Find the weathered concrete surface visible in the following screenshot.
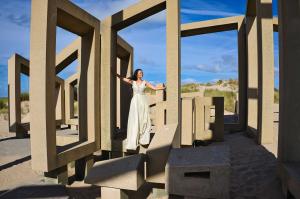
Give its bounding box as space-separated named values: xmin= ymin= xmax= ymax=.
xmin=166 ymin=146 xmax=230 ymax=198
xmin=101 ymin=187 xmax=129 ymax=199
xmin=84 ymin=154 xmax=145 ymax=191
xmin=146 ymin=124 xmax=178 ymax=184
xmin=277 ymin=0 xmax=300 ymax=197
xmin=0 ymin=119 xmax=283 ymax=198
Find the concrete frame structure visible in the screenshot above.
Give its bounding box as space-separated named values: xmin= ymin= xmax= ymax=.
xmin=116 ymin=36 xmax=134 ymax=133
xmin=246 ymin=0 xmax=276 ymax=146
xmin=17 ymin=0 xmax=300 ymax=195
xmin=181 ymin=16 xmax=247 ymax=132
xmin=8 ymin=54 xmax=67 ymax=137
xmin=55 ymin=76 xmax=65 ymax=126
xmin=101 ymin=0 xmax=181 ymax=151
xmin=62 ymin=35 xmax=133 ymax=132
xmin=277 ymin=0 xmax=300 ymax=198
xmin=8 ymin=54 xmax=30 ymax=138
xmin=64 ymin=73 xmax=79 ymax=128
xmin=195 ymin=97 xmax=224 ymax=142
xmin=30 ymin=0 xmax=100 ymax=173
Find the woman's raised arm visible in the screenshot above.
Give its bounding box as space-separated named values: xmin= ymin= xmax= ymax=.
xmin=111 ymin=67 xmax=132 ymax=85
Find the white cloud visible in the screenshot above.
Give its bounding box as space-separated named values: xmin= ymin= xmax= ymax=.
xmin=182 ymin=8 xmax=241 ymax=17
xmin=182 ymin=78 xmax=200 ymax=84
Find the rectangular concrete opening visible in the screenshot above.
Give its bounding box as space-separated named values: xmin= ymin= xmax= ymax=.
xmin=101 ymin=0 xmax=181 ymax=150
xmin=184 ymin=171 xmax=210 ymax=179
xmin=118 ymin=10 xmax=167 ymax=134
xmin=182 ymin=30 xmax=239 ymax=125
xmin=55 ymin=27 xmax=80 ymax=149
xmin=20 ymin=73 xmax=29 ymax=124
xmin=30 ymin=0 xmax=100 ymax=173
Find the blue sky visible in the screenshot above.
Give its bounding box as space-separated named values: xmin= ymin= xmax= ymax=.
xmin=0 ymin=0 xmax=279 ymax=97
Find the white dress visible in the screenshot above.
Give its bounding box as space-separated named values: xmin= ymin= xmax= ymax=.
xmin=126 ymin=80 xmax=151 ymax=150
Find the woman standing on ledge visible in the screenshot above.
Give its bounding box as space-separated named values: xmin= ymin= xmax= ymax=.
xmin=113 ymin=68 xmax=165 ymax=151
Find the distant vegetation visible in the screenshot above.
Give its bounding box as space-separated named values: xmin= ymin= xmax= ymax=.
xmin=20 ymin=92 xmax=29 ymax=101
xmin=204 ymin=89 xmax=237 ymax=113
xmin=274 ymin=88 xmax=279 ymax=104
xmin=181 ymin=83 xmax=199 ymax=93
xmin=0 ymin=97 xmax=8 ymax=114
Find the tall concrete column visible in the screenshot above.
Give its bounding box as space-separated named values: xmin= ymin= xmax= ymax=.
xmin=120 ymin=56 xmax=132 ymax=131
xmin=101 ymin=18 xmax=117 ymax=151
xmin=277 ymin=0 xmax=300 ymax=163
xmin=237 ymin=19 xmax=247 ymax=131
xmin=116 ymin=58 xmax=121 ymax=130
xmin=246 ymin=16 xmax=259 ymax=134
xmin=8 ymin=55 xmax=21 ymax=136
xmin=277 ymin=2 xmax=300 ymax=197
xmin=166 ymin=0 xmax=181 ymax=147
xmin=256 ymin=0 xmax=275 ymax=145
xmin=30 ymin=0 xmax=57 ymax=170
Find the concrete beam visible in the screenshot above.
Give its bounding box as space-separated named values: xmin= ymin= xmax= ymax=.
xmin=181 ymin=16 xmax=244 ymax=37
xmin=108 ymin=0 xmax=166 ymax=31
xmin=55 ymin=37 xmax=81 ymax=74
xmin=56 ymin=0 xmax=99 ymax=36
xmin=117 ymin=35 xmax=134 ymax=58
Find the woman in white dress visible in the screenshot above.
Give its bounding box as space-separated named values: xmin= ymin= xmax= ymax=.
xmin=114 ymin=68 xmax=165 ymax=151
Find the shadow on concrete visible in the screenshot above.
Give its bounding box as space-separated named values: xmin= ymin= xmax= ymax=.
xmin=0 ymin=155 xmax=31 ymax=171
xmin=0 ymin=185 xmax=68 ymax=199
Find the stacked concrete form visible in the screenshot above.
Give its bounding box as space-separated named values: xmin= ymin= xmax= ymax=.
xmin=5 ymin=0 xmax=300 ymax=197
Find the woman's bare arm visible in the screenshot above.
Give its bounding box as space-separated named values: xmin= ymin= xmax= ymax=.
xmin=145 ymin=81 xmax=166 ymax=91
xmin=111 ymin=68 xmax=132 ymax=84
xmin=116 ymin=73 xmax=132 ymax=84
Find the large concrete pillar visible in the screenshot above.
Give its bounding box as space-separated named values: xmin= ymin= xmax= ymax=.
xmin=277 ymin=0 xmax=300 ymax=163
xmin=237 ymin=18 xmax=247 ymax=131
xmin=120 ymin=56 xmax=132 ymax=131
xmin=256 ymin=0 xmax=275 ymax=145
xmin=8 ymin=55 xmax=22 ymax=136
xmin=166 ymin=0 xmax=181 ymax=147
xmin=277 ymin=1 xmax=300 ymax=197
xmin=101 ymin=18 xmax=117 ymax=151
xmin=246 ymin=16 xmax=259 ymax=134
xmin=30 ymin=0 xmax=57 ymax=170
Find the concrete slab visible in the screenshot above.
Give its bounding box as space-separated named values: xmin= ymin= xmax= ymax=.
xmin=84 ymin=154 xmax=145 ymax=191
xmin=166 ymin=146 xmax=230 ymax=199
xmin=146 ymin=124 xmax=178 ymax=184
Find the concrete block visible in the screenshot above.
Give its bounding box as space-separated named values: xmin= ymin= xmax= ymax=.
xmin=166 ymin=146 xmax=230 ymax=199
xmin=85 ymin=154 xmax=145 ymax=191
xmin=101 ymin=187 xmax=129 ymax=199
xmin=278 ymin=162 xmax=300 ymax=199
xmin=146 ymin=124 xmax=178 ymax=184
xmin=44 ymin=165 xmax=68 ymax=185
xmin=181 ymin=97 xmax=195 ymax=146
xmin=194 ymin=97 xmax=224 ymax=142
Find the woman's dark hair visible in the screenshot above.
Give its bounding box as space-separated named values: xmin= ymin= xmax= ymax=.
xmin=129 ymin=69 xmax=143 ymax=81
